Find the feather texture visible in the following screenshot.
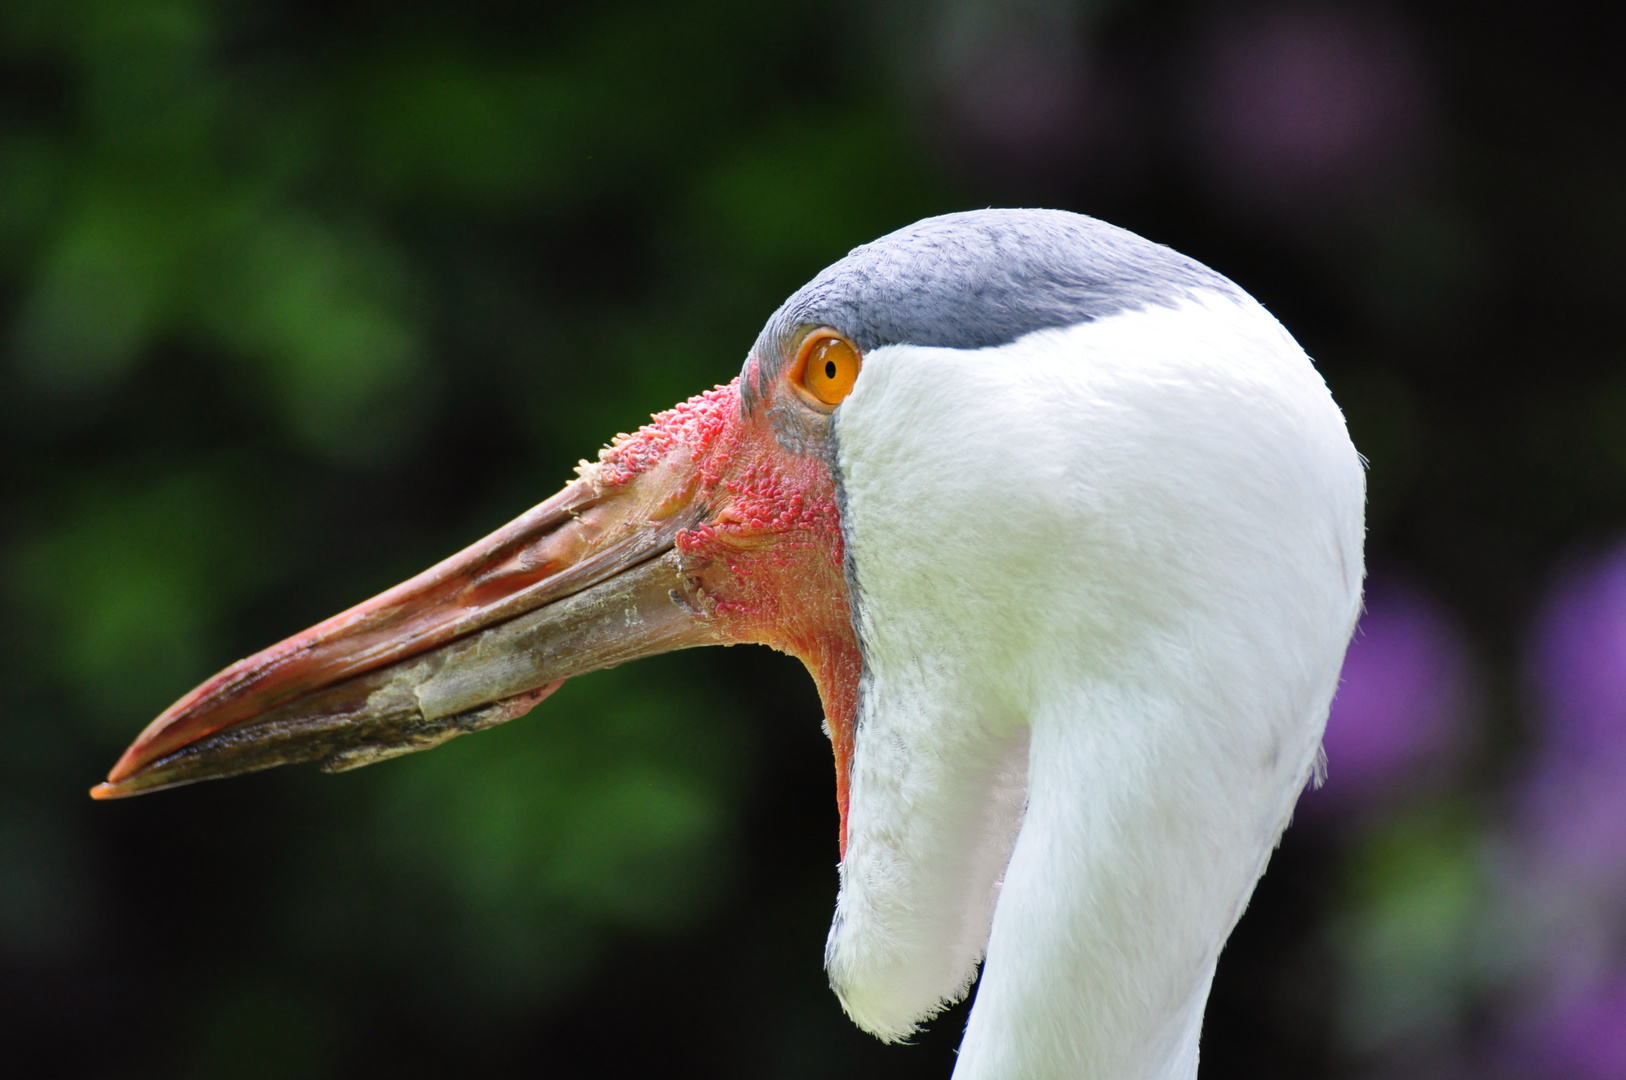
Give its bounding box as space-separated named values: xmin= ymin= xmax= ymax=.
xmin=829 ymin=290 xmax=1364 ymax=1078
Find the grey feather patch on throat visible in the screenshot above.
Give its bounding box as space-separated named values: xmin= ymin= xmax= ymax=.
xmin=741 ymin=208 xmax=1240 ymax=405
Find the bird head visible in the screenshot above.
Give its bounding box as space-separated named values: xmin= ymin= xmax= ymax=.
xmin=96 ymin=205 xmax=1340 ymax=836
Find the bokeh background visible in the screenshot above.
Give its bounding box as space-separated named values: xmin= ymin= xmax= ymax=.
xmin=1 ymin=1 xmax=1621 ymax=1076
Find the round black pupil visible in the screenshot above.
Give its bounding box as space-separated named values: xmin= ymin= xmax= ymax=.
xmin=824 ymin=359 xmax=837 ymax=380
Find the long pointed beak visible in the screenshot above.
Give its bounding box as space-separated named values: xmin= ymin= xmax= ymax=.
xmin=91 ymin=453 xmax=721 ymax=800
xmin=92 ymin=376 xmax=861 ymax=849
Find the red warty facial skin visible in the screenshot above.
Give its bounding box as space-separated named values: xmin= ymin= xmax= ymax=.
xmin=597 ymin=376 xmax=862 ymax=847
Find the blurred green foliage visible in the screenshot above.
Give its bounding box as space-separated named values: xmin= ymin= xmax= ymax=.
xmin=1331 ymin=806 xmax=1490 ymax=1049
xmin=1 ymin=0 xmax=1622 ymax=1076
xmin=10 ymin=464 xmax=278 ymax=731
xmin=294 ymin=662 xmax=750 ymax=1011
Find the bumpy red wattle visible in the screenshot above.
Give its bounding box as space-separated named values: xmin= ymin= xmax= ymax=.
xmin=599 ymin=379 xmax=863 ymax=854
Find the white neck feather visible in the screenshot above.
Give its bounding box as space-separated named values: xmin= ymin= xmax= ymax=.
xmin=827 ymin=294 xmax=1364 ymax=1079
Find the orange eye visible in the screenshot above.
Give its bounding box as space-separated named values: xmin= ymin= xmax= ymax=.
xmin=797 ymin=331 xmax=861 ymax=406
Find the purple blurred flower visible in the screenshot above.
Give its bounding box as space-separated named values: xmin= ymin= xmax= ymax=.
xmin=1519 ymin=542 xmax=1626 ymax=871
xmin=1518 ymin=761 xmax=1626 ymax=877
xmin=1509 ymin=973 xmax=1626 ymax=1080
xmin=1528 ymin=544 xmax=1626 ymax=766
xmin=1316 ymin=576 xmax=1473 ymax=807
xmin=1486 ymin=542 xmax=1626 ymax=1079
xmin=1187 ymin=6 xmax=1432 ymax=207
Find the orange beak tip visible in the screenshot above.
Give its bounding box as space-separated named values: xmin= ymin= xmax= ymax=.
xmin=89 ymin=782 xmax=122 ymax=801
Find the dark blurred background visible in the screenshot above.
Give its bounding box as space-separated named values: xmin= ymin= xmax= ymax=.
xmin=1 ymin=1 xmax=1622 ymax=1077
